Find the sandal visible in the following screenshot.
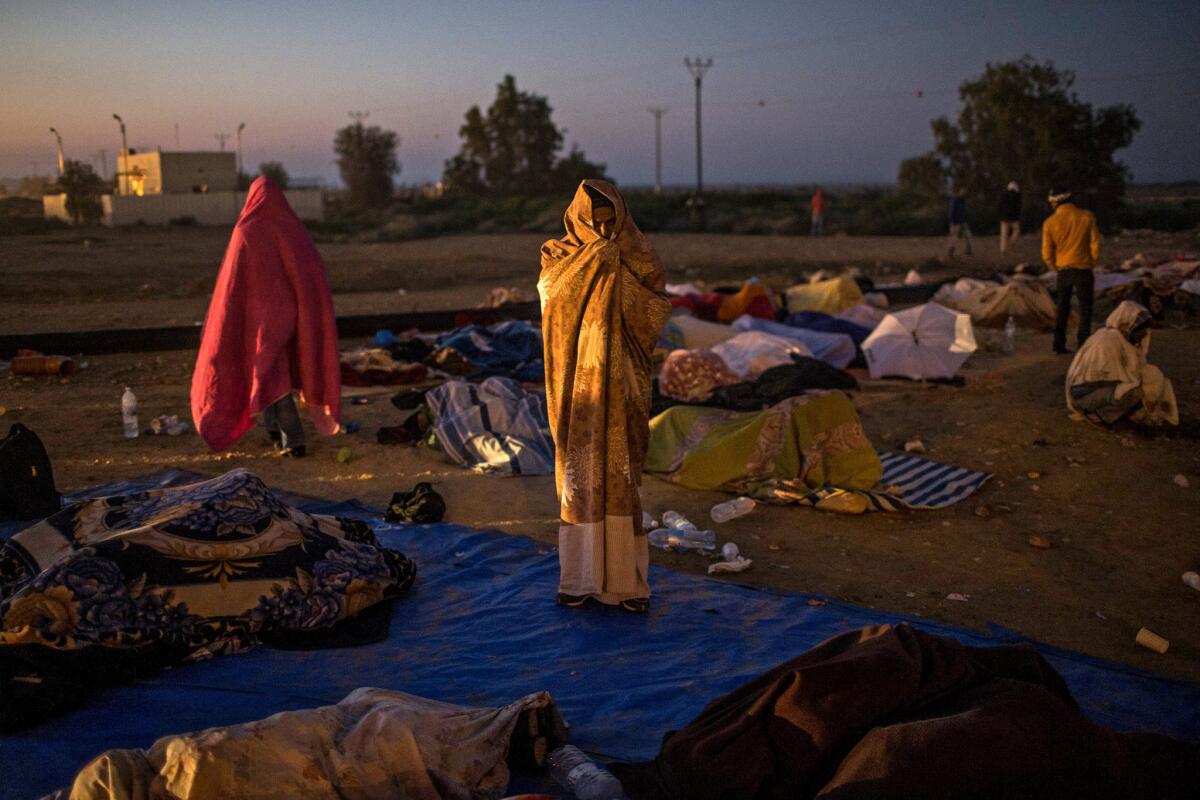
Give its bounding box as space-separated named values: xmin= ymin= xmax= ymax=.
xmin=555 ymin=593 xmax=589 ymax=608
xmin=620 ymin=597 xmax=650 ymax=614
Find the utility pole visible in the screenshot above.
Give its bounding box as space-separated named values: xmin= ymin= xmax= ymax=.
xmin=684 ymin=57 xmax=713 ymax=231
xmin=235 ymin=122 xmax=246 ymax=182
xmin=213 ymin=132 xmax=229 ymax=151
xmin=48 ymin=127 xmax=65 ymax=175
xmin=349 ymin=111 xmax=370 ymax=125
xmin=174 ymin=122 xmax=180 ymax=149
xmin=112 ymin=114 xmax=128 ymax=194
xmin=647 ymin=107 xmax=667 ymax=194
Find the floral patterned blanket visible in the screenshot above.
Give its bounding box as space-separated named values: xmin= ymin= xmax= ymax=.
xmin=0 ymin=470 xmax=415 ymax=729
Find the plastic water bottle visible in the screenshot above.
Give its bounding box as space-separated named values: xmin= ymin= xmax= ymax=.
xmin=711 ymin=496 xmax=756 ymax=523
xmin=661 ymin=510 xmax=697 ymax=531
xmin=1003 ymin=316 xmax=1016 ymax=354
xmin=546 ymin=745 xmax=629 ymax=800
xmin=121 ymin=387 xmax=139 ymax=439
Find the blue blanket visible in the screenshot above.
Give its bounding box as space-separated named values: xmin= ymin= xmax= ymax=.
xmin=3 ymin=471 xmax=1198 ymax=800
xmin=436 ymin=320 xmax=544 ymax=382
xmin=784 ymin=310 xmax=874 ymax=346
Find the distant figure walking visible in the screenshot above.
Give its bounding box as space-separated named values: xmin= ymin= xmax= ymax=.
xmin=539 ymin=180 xmax=670 ymax=613
xmin=947 ymin=189 xmax=972 ymax=257
xmin=998 ymin=181 xmax=1022 ymax=254
xmin=810 ymin=187 xmax=825 ymax=235
xmin=191 ymin=177 xmax=341 ymax=456
xmin=1042 ymin=187 xmax=1101 ymax=354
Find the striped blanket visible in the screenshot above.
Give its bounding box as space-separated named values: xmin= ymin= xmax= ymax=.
xmin=426 ymin=377 xmax=555 ymax=476
xmin=785 ymin=451 xmax=991 ymax=512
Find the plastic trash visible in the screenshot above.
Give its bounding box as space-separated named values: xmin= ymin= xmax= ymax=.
xmin=121 ymin=387 xmax=139 ymax=439
xmin=721 ymin=542 xmax=740 ymax=561
xmin=1183 ymin=571 xmax=1200 ymax=591
xmin=661 ymin=510 xmax=697 ymax=531
xmin=641 ymin=511 xmax=658 ymax=530
xmin=337 ymin=446 xmax=353 ymax=463
xmin=546 ymin=744 xmax=629 ymax=800
xmin=711 ymin=497 xmax=756 ymax=523
xmin=708 ymin=556 xmax=753 ymax=575
xmin=1003 ymin=316 xmax=1016 ymax=354
xmin=1135 ymin=627 xmax=1169 ymax=654
xmin=647 ymin=527 xmax=716 ymax=551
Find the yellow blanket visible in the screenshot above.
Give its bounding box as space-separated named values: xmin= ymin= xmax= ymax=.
xmin=645 ymin=392 xmax=881 ymax=499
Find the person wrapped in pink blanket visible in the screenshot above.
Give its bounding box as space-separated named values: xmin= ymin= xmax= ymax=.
xmin=191 ymin=178 xmax=340 ymax=455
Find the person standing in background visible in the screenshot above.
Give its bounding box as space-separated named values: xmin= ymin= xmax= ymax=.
xmin=810 ymin=187 xmax=825 ymax=236
xmin=947 ymin=188 xmax=972 ymax=258
xmin=998 ymin=181 xmax=1022 ymax=254
xmin=1042 ymin=187 xmax=1101 ymax=354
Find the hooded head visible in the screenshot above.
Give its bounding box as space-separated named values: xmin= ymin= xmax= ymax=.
xmin=1007 ymin=181 xmax=1019 ymax=192
xmin=1106 ymin=301 xmax=1152 ymax=348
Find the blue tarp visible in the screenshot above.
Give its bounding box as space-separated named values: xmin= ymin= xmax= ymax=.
xmin=3 ymin=470 xmax=1199 ymax=799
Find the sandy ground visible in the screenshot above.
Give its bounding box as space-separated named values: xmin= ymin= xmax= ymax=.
xmin=2 ymin=228 xmax=1199 ymax=682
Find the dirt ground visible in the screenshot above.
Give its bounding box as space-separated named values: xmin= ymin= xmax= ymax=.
xmin=2 ymin=228 xmax=1199 ymax=681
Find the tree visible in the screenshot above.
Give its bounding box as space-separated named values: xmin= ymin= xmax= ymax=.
xmin=258 ymin=161 xmax=290 ymax=190
xmin=897 ymin=154 xmax=946 ymax=199
xmin=443 ymin=75 xmax=607 ymax=195
xmin=334 ymin=118 xmax=400 ymax=208
xmin=906 ymin=57 xmax=1140 ymax=220
xmin=57 ymin=160 xmax=106 ymax=224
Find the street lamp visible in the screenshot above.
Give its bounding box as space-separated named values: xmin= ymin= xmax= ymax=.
xmin=113 ymin=114 xmax=128 ymax=195
xmin=235 ymin=122 xmax=246 ymax=185
xmin=49 ymin=127 xmax=65 ymax=175
xmin=684 ymin=56 xmax=713 ymax=231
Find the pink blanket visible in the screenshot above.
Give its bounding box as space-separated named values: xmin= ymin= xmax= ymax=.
xmin=190 ymin=178 xmax=340 ymax=451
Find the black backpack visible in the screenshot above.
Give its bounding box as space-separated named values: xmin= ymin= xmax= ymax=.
xmin=0 ymin=423 xmax=61 ymax=521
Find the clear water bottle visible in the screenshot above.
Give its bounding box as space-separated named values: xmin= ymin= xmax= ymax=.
xmin=646 ymin=528 xmax=672 ymax=549
xmin=1003 ymin=316 xmax=1016 ymax=354
xmin=121 ymin=387 xmax=139 ymax=439
xmin=711 ymin=496 xmax=756 ymax=523
xmin=546 ymin=745 xmax=629 ymax=800
xmin=661 ymin=510 xmax=696 ymax=531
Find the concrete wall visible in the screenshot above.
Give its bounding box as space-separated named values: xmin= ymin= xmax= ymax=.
xmin=117 ymin=151 xmax=237 ymax=195
xmin=98 ymin=189 xmax=323 ymax=226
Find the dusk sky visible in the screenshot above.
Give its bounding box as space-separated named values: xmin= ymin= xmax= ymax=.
xmin=3 ymin=0 xmax=1198 ymax=187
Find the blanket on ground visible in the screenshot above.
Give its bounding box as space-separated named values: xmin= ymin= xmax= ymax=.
xmin=426 ymin=377 xmax=556 ymax=476
xmin=432 ymin=320 xmax=544 ymax=382
xmin=611 ymin=623 xmax=1199 ymax=800
xmin=190 ymin=178 xmax=341 ymax=451
xmin=644 ymin=393 xmax=880 ymax=500
xmin=784 ymin=277 xmax=864 ymax=314
xmin=52 ymin=688 xmax=566 ymax=800
xmin=0 ymin=470 xmax=415 ymax=731
xmin=731 ymin=314 xmax=856 ymax=369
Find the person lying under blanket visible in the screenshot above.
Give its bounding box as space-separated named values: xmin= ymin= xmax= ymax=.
xmin=0 ymin=470 xmax=415 ymax=731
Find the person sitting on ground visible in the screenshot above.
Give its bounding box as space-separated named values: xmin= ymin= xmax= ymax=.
xmin=539 ymin=180 xmax=670 ymax=614
xmin=191 ymin=177 xmax=341 ymax=456
xmin=1042 ymin=186 xmax=1100 ymax=354
xmin=1065 ymin=301 xmax=1178 ymax=428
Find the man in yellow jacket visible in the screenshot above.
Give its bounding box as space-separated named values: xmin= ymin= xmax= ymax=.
xmin=1042 ymin=188 xmax=1101 ymax=354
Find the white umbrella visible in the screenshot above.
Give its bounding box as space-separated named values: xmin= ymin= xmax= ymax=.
xmin=862 ymin=302 xmax=977 ymax=380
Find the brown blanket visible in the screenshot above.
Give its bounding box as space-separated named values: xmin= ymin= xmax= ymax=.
xmin=611 ymin=623 xmax=1198 ymax=799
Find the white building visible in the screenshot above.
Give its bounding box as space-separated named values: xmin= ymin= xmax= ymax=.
xmin=44 ymin=149 xmax=323 ymax=226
